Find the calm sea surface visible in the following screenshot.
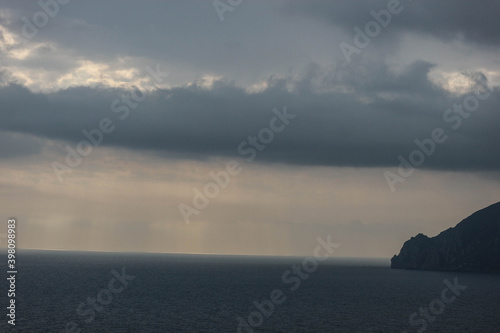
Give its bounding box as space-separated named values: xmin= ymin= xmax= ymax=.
xmin=1 ymin=250 xmax=498 ymax=332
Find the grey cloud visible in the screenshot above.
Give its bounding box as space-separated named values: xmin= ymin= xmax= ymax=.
xmin=1 ymin=0 xmax=334 ymax=88
xmin=284 ymin=0 xmax=500 ymax=48
xmin=0 ymin=130 xmax=43 ymax=158
xmin=0 ymin=61 xmax=499 ymax=171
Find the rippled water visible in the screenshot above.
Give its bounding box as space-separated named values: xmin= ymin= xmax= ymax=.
xmin=1 ymin=250 xmax=498 ymax=332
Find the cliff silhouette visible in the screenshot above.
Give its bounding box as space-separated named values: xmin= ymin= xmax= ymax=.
xmin=391 ymin=202 xmax=500 ymax=273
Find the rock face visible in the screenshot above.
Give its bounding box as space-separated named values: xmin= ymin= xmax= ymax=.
xmin=391 ymin=202 xmax=500 ymax=273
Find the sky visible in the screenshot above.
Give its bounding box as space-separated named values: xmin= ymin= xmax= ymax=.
xmin=0 ymin=0 xmax=499 ymax=258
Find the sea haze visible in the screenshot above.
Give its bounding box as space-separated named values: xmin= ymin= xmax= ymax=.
xmin=2 ymin=250 xmax=498 ymax=332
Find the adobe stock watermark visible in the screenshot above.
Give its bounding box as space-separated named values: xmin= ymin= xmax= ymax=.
xmin=61 ymin=267 xmax=135 ymax=333
xmin=236 ymin=235 xmax=340 ymax=333
xmin=401 ymin=277 xmax=467 ymax=333
xmin=384 ymin=80 xmax=493 ymax=192
xmin=178 ymin=106 xmax=296 ymax=224
xmin=213 ymin=0 xmax=243 ymax=22
xmin=20 ymin=0 xmax=72 ymax=40
xmin=339 ymin=0 xmax=404 ymax=64
xmin=51 ymin=65 xmax=168 ymax=182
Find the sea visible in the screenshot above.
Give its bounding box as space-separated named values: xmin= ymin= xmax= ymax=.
xmin=1 ymin=250 xmax=499 ymax=332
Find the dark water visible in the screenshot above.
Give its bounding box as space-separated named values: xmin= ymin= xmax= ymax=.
xmin=1 ymin=250 xmax=499 ymax=332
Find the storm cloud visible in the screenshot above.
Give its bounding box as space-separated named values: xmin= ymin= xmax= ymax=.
xmin=1 ymin=60 xmax=499 ymax=170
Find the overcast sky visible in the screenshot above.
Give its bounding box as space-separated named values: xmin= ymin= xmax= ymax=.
xmin=1 ymin=0 xmax=499 ymax=258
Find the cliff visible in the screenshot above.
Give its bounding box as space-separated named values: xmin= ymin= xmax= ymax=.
xmin=391 ymin=202 xmax=500 ymax=273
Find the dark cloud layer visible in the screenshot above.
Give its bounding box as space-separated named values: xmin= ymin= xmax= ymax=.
xmin=1 ymin=1 xmax=499 ymax=170
xmin=1 ymin=61 xmax=499 ymax=170
xmin=284 ymin=0 xmax=500 ymax=48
